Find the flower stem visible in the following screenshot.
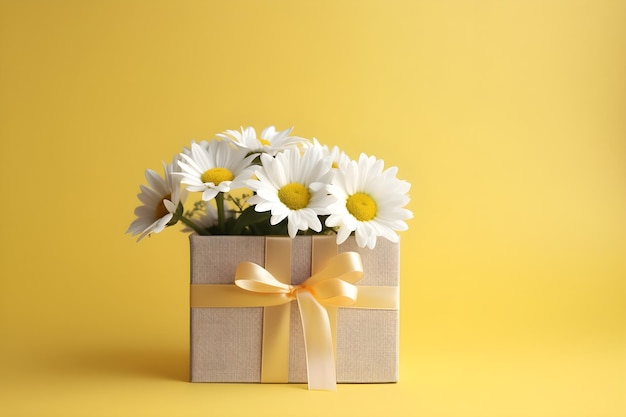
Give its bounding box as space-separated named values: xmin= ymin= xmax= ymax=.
xmin=178 ymin=215 xmax=205 ymax=235
xmin=216 ymin=192 xmax=226 ymax=234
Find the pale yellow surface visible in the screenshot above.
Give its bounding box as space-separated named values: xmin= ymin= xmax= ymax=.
xmin=1 ymin=1 xmax=625 ymax=416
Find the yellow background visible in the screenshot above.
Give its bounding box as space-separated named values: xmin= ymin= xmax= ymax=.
xmin=1 ymin=1 xmax=625 ymax=416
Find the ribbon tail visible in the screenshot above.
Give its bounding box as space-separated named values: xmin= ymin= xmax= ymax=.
xmin=296 ymin=290 xmax=337 ymax=391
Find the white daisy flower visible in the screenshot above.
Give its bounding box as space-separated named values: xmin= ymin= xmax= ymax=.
xmin=126 ymin=159 xmax=187 ymax=241
xmin=217 ymin=126 xmax=310 ymax=155
xmin=180 ymin=139 xmax=210 ymax=156
xmin=177 ymin=140 xmax=257 ymax=202
xmin=326 ymin=153 xmax=413 ymax=249
xmin=247 ymin=146 xmax=337 ymax=238
xmin=309 ymin=138 xmax=351 ymax=170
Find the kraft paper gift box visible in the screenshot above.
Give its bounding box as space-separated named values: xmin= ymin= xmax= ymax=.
xmin=189 ymin=234 xmax=399 ymax=388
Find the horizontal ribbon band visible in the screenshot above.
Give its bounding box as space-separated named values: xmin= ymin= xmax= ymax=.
xmin=190 ymin=284 xmax=398 ymax=309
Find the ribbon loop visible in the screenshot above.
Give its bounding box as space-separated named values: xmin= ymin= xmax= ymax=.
xmin=306 ymin=252 xmax=364 ymax=285
xmin=306 ymin=278 xmax=358 ymax=306
xmin=235 ymin=262 xmax=293 ymax=294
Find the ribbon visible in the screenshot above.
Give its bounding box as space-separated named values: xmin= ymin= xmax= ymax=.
xmin=189 ymin=236 xmax=399 ymax=391
xmin=235 ymin=250 xmax=364 ymax=390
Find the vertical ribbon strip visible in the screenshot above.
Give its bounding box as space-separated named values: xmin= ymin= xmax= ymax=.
xmin=260 ymin=237 xmax=292 ymax=383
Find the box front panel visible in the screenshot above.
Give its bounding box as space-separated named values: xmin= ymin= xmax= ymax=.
xmin=190 ymin=235 xmax=399 ymax=383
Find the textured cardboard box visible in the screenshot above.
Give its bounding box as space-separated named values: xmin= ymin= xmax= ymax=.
xmin=189 ymin=235 xmax=399 ymax=383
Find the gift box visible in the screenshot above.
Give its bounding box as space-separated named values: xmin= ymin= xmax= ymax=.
xmin=189 ymin=234 xmax=400 ymax=389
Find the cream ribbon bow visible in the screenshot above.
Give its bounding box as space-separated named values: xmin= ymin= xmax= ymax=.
xmin=234 ymin=251 xmax=364 ymax=390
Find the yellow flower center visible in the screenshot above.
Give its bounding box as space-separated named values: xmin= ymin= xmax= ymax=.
xmin=259 ymin=138 xmax=271 ymax=146
xmin=155 ymin=194 xmax=171 ymax=219
xmin=201 ymin=167 xmax=234 ymax=185
xmin=278 ymin=183 xmax=311 ymax=210
xmin=346 ymin=192 xmax=377 ymax=221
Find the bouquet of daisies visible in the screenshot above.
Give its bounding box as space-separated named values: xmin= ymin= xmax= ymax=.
xmin=127 ymin=126 xmax=413 ymax=249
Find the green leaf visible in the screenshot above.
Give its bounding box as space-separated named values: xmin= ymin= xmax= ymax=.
xmin=230 ymin=206 xmax=272 ymax=235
